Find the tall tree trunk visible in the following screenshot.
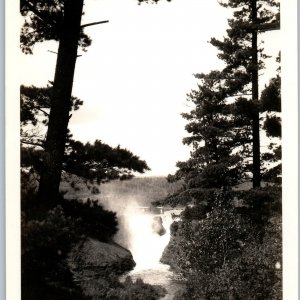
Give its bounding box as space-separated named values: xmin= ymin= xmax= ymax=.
xmin=38 ymin=0 xmax=84 ymax=203
xmin=251 ymin=0 xmax=261 ymax=188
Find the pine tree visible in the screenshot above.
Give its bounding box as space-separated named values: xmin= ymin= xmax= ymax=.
xmin=21 ymin=0 xmax=88 ymax=203
xmin=20 ymin=85 xmax=150 ymax=189
xmin=158 ymin=3 xmax=282 ymax=298
xmin=20 ymin=0 xmax=162 ymax=203
xmin=176 ymin=70 xmax=253 ymax=189
xmin=211 ymin=0 xmax=280 ymax=187
xmin=168 ymin=0 xmax=280 ymax=194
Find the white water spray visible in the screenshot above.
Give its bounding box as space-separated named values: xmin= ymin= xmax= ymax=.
xmin=115 ymin=205 xmax=173 ymax=271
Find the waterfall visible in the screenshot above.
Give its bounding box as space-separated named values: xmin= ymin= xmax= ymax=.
xmin=115 ymin=206 xmax=173 ymax=270
xmin=115 ymin=206 xmax=185 ymax=299
xmin=128 ymin=212 xmax=172 ymax=270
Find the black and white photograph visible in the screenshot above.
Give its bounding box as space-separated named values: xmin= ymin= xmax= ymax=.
xmin=5 ymin=0 xmax=299 ymax=299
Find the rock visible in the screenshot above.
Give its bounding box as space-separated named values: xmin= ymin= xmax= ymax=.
xmin=160 ymin=222 xmax=183 ymax=271
xmin=68 ymin=238 xmax=136 ymax=282
xmin=152 ymin=216 xmax=166 ymax=236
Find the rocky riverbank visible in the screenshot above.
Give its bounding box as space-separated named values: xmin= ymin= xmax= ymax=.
xmin=67 ymin=237 xmax=167 ymax=299
xmin=68 ymin=238 xmax=136 ymax=297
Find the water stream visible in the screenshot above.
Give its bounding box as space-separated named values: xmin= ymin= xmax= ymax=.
xmin=117 ymin=208 xmax=184 ymax=299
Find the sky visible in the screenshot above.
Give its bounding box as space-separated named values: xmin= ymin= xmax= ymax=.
xmin=19 ymin=0 xmax=281 ymax=176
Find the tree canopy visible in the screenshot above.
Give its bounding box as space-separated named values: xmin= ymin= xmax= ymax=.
xmin=166 ymin=0 xmax=280 ymax=196
xmin=21 ymin=85 xmax=150 ymax=187
xmin=20 ymin=0 xmax=92 ymax=54
xmin=20 ymin=0 xmax=171 ymax=201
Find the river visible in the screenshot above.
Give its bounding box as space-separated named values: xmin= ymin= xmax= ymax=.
xmin=117 ymin=208 xmax=184 ymax=299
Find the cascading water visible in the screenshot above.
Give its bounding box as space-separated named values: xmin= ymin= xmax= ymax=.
xmin=115 ymin=206 xmax=184 ymax=299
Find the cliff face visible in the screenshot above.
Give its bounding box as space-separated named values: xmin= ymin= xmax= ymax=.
xmin=160 ymin=235 xmax=181 ymax=271
xmin=160 ymin=220 xmax=187 ymax=272
xmin=68 ymin=238 xmax=136 ymax=297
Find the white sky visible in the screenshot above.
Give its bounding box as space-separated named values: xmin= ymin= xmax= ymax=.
xmin=20 ymin=0 xmax=281 ymax=176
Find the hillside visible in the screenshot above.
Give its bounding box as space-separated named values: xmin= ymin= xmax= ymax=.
xmin=62 ymin=176 xmax=183 ymax=211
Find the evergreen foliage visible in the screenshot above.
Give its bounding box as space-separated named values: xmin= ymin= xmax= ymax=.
xmin=21 ymin=84 xmax=83 ymax=147
xmin=177 ymin=70 xmax=253 ymax=189
xmin=21 ymin=84 xmax=83 ymax=127
xmin=159 ymin=1 xmax=282 ymax=299
xmin=21 ymin=140 xmax=150 ymax=186
xmin=260 ymin=68 xmax=281 ymax=182
xmin=168 ymin=0 xmax=281 ymax=203
xmin=59 ymin=198 xmax=118 ymax=242
xmin=20 ymin=84 xmax=150 ymax=186
xmin=260 ymin=76 xmax=281 ymax=114
xmin=20 ymin=0 xmax=91 ymax=54
xmin=64 ymin=140 xmax=150 ymax=183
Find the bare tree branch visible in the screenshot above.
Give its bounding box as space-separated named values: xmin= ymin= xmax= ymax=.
xmin=252 ymin=21 xmax=280 ymax=32
xmin=37 ymin=107 xmax=50 ymax=116
xmin=21 ymin=139 xmax=44 ymax=148
xmin=227 ymin=93 xmax=253 ymax=98
xmin=81 ymin=20 xmax=109 ymax=28
xmin=47 ymin=50 xmax=58 ymax=55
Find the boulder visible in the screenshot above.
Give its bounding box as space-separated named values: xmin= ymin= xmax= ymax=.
xmin=160 ymin=222 xmax=183 ymax=271
xmin=68 ymin=238 xmax=136 ymax=282
xmin=152 ymin=216 xmax=166 ymax=236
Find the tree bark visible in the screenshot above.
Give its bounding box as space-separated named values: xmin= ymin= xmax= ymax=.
xmin=251 ymin=0 xmax=261 ymax=188
xmin=38 ymin=0 xmax=84 ymax=203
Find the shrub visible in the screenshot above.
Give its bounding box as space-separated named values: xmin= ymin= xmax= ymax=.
xmin=21 ymin=206 xmax=87 ymax=300
xmin=59 ymin=197 xmax=118 ymax=242
xmin=105 ymin=277 xmax=167 ymax=300
xmin=165 ymin=188 xmax=282 ymax=299
xmin=21 ymin=188 xmax=119 ymax=298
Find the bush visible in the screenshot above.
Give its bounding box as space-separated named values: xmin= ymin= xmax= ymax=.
xmin=21 ymin=206 xmax=87 ymax=300
xmin=164 ymin=188 xmax=282 ymax=299
xmin=75 ymin=274 xmax=166 ymax=300
xmin=105 ymin=277 xmax=167 ymax=300
xmin=59 ymin=197 xmax=118 ymax=242
xmin=21 ymin=188 xmax=119 ymax=299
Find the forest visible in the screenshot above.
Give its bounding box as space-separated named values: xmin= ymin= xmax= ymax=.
xmin=19 ymin=0 xmax=283 ymax=299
